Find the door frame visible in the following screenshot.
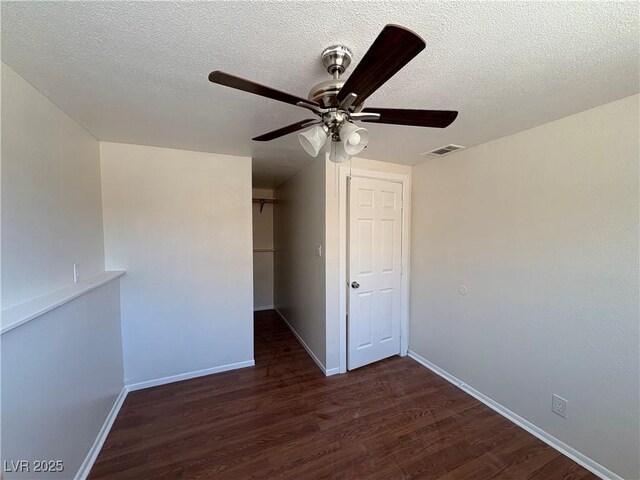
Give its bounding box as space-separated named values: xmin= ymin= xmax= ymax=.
xmin=338 ymin=166 xmax=411 ymax=374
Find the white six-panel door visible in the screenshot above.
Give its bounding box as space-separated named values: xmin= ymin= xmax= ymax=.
xmin=348 ymin=176 xmax=402 ymax=370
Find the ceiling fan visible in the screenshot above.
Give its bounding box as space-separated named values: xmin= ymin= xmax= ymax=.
xmin=209 ymin=24 xmax=458 ymax=163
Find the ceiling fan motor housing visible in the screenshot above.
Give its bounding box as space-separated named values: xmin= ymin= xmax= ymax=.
xmin=308 ymin=78 xmax=345 ymax=108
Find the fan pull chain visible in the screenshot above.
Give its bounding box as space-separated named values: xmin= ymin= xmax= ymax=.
xmin=334 ymin=160 xmax=339 ymax=198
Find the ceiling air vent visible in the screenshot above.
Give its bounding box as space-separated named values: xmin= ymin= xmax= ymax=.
xmin=420 ymin=144 xmax=466 ymax=158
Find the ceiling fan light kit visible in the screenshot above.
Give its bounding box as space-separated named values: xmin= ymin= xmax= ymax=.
xmin=329 ymin=139 xmax=352 ymax=164
xmin=298 ymin=124 xmax=329 ymax=157
xmin=209 ymin=24 xmax=459 ymax=163
xmin=339 ymin=122 xmax=369 ymax=155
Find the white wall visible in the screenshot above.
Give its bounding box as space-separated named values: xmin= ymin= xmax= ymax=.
xmin=409 ymin=94 xmax=639 ymax=479
xmin=1 ymin=62 xmax=123 ymax=479
xmin=274 ymin=157 xmax=327 ymax=368
xmin=325 ymin=157 xmax=412 ymax=373
xmin=1 ymin=281 xmax=124 ymax=479
xmin=252 ymin=188 xmax=274 ymax=310
xmin=1 ymin=63 xmax=105 ymax=309
xmin=100 ymin=142 xmax=254 ymax=385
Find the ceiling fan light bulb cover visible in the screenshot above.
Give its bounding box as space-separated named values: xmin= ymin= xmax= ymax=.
xmin=329 ymin=140 xmax=351 ymax=163
xmin=298 ymin=125 xmax=328 ymax=157
xmin=340 ymin=123 xmax=369 ymax=155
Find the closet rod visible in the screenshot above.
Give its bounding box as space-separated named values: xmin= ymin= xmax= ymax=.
xmin=252 ymin=198 xmax=278 ymax=213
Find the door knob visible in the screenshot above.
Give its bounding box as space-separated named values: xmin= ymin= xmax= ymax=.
xmin=351 ymin=281 xmax=360 ymax=289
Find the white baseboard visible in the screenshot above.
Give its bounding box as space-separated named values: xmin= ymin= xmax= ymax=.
xmin=75 ymin=386 xmax=128 ymax=480
xmin=75 ymin=360 xmax=255 ymax=478
xmin=274 ymin=307 xmax=337 ymax=377
xmin=407 ymin=350 xmax=621 ymax=480
xmin=125 ymin=360 xmax=255 ymax=391
xmin=254 ymin=305 xmax=275 ymax=312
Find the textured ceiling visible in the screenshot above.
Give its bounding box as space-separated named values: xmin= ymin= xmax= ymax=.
xmin=2 ymin=1 xmax=638 ymax=188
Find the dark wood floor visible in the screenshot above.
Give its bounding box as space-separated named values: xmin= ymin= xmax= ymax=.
xmin=90 ymin=310 xmax=596 ymax=479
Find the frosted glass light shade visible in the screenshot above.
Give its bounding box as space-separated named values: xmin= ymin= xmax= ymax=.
xmin=298 ymin=125 xmax=328 ymax=157
xmin=339 ymin=123 xmax=369 ymax=155
xmin=329 ymin=140 xmax=351 ymax=163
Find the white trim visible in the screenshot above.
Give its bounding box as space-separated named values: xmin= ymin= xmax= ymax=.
xmin=76 ymin=360 xmax=256 ymax=477
xmin=1 ymin=271 xmax=126 ymax=335
xmin=338 ymin=167 xmax=411 ymax=373
xmin=274 ymin=307 xmax=337 ymax=376
xmin=125 ymin=360 xmax=255 ymax=391
xmin=324 ymin=367 xmax=340 ymax=376
xmin=254 ymin=305 xmax=275 ymax=312
xmin=407 ymin=350 xmax=622 ymax=480
xmin=75 ymin=386 xmax=128 ymax=480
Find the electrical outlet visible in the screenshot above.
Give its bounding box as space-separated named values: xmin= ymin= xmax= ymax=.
xmin=552 ymin=394 xmax=567 ymax=418
xmin=73 ymin=263 xmax=80 ymax=283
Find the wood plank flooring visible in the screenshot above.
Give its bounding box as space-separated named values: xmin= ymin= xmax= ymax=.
xmin=90 ymin=310 xmax=596 ymax=479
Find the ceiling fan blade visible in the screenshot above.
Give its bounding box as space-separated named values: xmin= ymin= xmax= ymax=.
xmin=337 ymin=25 xmax=426 ymax=108
xmin=252 ymin=119 xmax=320 ymax=141
xmin=360 ymin=108 xmax=458 ymax=128
xmin=209 ymin=71 xmax=319 ymax=108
